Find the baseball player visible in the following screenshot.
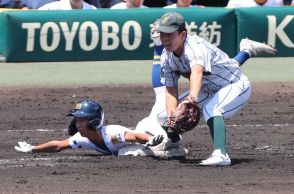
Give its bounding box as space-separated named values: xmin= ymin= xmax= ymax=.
xmin=149 ymin=1 xmax=205 ymax=124
xmin=149 ymin=15 xmax=277 ymax=126
xmin=155 ymin=12 xmax=276 ymax=166
xmin=38 ymin=0 xmax=97 ymax=10
xmin=14 ymin=100 xmax=168 ymax=156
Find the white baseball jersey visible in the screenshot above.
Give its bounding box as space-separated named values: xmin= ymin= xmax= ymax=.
xmin=160 ymin=35 xmax=252 ymax=121
xmin=69 ymin=125 xmax=132 ymax=155
xmin=38 ymin=0 xmax=97 ymax=10
xmin=110 ymin=2 xmax=147 ymax=9
xmin=227 ymin=0 xmax=283 ymax=7
xmin=69 ymin=118 xmax=168 ymax=155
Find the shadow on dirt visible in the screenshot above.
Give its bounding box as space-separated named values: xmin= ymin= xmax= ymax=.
xmin=231 ymin=158 xmax=255 ymax=165
xmin=149 ymin=156 xmax=255 ymax=166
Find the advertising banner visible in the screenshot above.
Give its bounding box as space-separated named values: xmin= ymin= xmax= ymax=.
xmin=236 ymin=7 xmax=294 ymax=57
xmin=0 ymin=8 xmax=235 ymax=62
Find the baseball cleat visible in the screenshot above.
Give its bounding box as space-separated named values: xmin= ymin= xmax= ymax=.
xmin=150 ymin=146 xmax=189 ymax=158
xmin=199 ymin=149 xmax=231 ymax=166
xmin=240 ymin=38 xmax=277 ymax=57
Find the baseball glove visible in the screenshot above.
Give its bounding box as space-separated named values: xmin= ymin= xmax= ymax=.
xmin=168 ymin=95 xmax=201 ymax=134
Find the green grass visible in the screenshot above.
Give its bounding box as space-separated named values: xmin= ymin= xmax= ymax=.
xmin=0 ymin=57 xmax=293 ymax=87
xmin=0 ymin=61 xmax=153 ymax=87
xmin=241 ymin=57 xmax=294 ymax=81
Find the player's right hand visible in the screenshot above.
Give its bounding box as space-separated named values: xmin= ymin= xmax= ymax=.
xmin=145 ymin=135 xmax=164 ymax=147
xmin=14 ymin=141 xmax=34 ymax=153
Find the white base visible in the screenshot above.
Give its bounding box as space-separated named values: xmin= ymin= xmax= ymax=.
xmin=118 ymin=144 xmax=189 ymax=158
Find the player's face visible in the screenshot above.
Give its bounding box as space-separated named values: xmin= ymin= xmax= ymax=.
xmin=160 ymin=30 xmax=186 ymax=56
xmin=75 ymin=118 xmax=89 ymax=136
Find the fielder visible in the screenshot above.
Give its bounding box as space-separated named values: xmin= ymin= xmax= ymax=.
xmin=149 ymin=4 xmax=277 ymax=124
xmin=153 ymin=12 xmax=277 ymax=166
xmin=150 ymin=16 xmax=277 ymax=124
xmin=15 ymin=99 xmax=185 ymax=157
xmin=150 ymin=0 xmax=204 ymax=122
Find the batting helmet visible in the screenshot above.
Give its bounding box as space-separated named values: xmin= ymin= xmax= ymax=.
xmin=67 ymin=100 xmax=104 ymax=129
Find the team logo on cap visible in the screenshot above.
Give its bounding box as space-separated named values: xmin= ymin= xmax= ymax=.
xmin=75 ymin=103 xmax=82 ymax=110
xmin=161 ymin=15 xmax=170 ymax=24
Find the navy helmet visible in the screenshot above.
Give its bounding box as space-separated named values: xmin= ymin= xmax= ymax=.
xmin=67 ymin=100 xmax=104 ymax=129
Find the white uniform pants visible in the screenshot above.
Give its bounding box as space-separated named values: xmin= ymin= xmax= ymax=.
xmin=149 ymin=74 xmax=251 ymax=124
xmin=199 ymin=74 xmax=251 ymax=122
xmin=135 ymin=116 xmax=168 ymax=139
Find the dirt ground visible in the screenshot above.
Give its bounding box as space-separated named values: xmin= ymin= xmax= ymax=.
xmin=0 ymin=82 xmax=293 ymax=194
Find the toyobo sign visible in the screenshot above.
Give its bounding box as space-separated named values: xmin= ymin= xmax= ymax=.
xmin=22 ymin=21 xmax=142 ymax=52
xmin=0 ymin=8 xmax=236 ymax=62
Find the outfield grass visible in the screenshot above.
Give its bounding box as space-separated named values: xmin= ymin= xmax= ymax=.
xmin=242 ymin=57 xmax=294 ymax=82
xmin=0 ymin=58 xmax=293 ymax=87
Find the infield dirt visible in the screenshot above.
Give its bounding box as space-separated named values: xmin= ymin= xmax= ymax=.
xmin=0 ymin=82 xmax=293 ymax=193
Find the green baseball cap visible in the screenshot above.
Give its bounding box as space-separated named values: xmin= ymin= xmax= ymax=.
xmin=157 ymin=12 xmax=185 ymax=33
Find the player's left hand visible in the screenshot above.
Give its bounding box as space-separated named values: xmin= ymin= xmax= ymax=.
xmin=145 ymin=134 xmax=164 ymax=147
xmin=14 ymin=141 xmax=34 ymax=153
xmin=168 ymin=95 xmax=201 ymax=134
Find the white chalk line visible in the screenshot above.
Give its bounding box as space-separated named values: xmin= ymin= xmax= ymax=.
xmin=228 ymin=123 xmax=293 ymax=127
xmin=0 ymin=156 xmax=94 ymax=169
xmin=0 ymin=156 xmax=85 ymax=164
xmin=4 ymin=123 xmax=293 ymax=132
